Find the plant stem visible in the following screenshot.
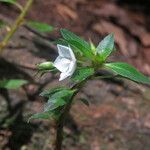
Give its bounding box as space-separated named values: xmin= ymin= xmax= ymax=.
xmin=54 ymin=101 xmax=71 ymax=150
xmin=54 ymin=78 xmax=91 ymax=150
xmin=0 ymin=0 xmax=34 ymax=54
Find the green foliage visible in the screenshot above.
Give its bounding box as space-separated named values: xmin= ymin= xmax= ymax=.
xmin=60 ymin=29 xmax=93 ymax=58
xmin=105 ymin=62 xmax=150 ymax=84
xmin=27 ymin=21 xmax=54 ymax=32
xmin=29 ymin=87 xmax=76 ymax=121
xmin=44 ymin=88 xmax=75 ymax=111
xmin=29 ymin=108 xmax=62 ymax=121
xmin=60 ymin=29 xmax=90 ymax=51
xmin=55 ymin=38 xmax=69 ymax=46
xmin=46 ymin=88 xmax=75 ymax=100
xmin=71 ymin=67 xmax=94 ymax=82
xmin=96 ymin=33 xmax=114 ymax=62
xmin=0 ymin=79 xmax=28 ymax=89
xmin=28 ymin=111 xmax=53 ymax=121
xmin=44 ymin=98 xmax=66 ymax=111
xmin=0 ymin=0 xmax=17 ymax=4
xmin=40 ymin=87 xmax=66 ymax=98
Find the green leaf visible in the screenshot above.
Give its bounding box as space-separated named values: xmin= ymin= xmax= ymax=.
xmin=40 ymin=87 xmax=68 ymax=98
xmin=43 ymin=88 xmax=75 ymax=111
xmin=31 ymin=87 xmax=76 ymax=121
xmin=28 ymin=111 xmax=52 ymax=122
xmin=0 ymin=0 xmax=17 ymax=4
xmin=44 ymin=98 xmax=66 ymax=111
xmin=71 ymin=67 xmax=94 ymax=82
xmin=60 ymin=29 xmax=90 ymax=50
xmin=50 ymin=89 xmax=75 ymax=99
xmin=96 ymin=33 xmax=114 ymax=61
xmin=104 ymin=62 xmax=150 ymax=84
xmin=27 ymin=21 xmax=54 ymax=32
xmin=29 ymin=107 xmax=63 ymax=122
xmin=68 ymin=40 xmax=92 ymax=57
xmin=60 ymin=29 xmax=93 ymax=58
xmin=55 ymin=38 xmax=69 ymax=46
xmin=0 ymin=79 xmax=28 ymax=89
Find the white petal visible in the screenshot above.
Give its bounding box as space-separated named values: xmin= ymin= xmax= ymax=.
xmin=53 ymin=56 xmax=70 ymax=72
xmin=55 ymin=45 xmax=77 ymax=81
xmin=68 ymin=45 xmax=76 ymax=61
xmin=67 ymin=61 xmax=76 ymax=76
xmin=59 ymin=72 xmax=70 ymax=81
xmin=57 ymin=44 xmax=72 ymax=59
xmin=58 ymin=61 xmax=76 ymax=81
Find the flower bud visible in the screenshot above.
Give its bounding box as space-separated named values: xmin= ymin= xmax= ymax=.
xmin=89 ymin=40 xmax=96 ymax=54
xmin=37 ymin=61 xmax=54 ymax=70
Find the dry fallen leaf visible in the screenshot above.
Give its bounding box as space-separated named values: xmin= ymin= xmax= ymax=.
xmin=56 ymin=4 xmax=78 ymax=20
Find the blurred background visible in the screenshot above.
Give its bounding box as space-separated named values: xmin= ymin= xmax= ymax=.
xmin=0 ymin=0 xmax=150 ymax=150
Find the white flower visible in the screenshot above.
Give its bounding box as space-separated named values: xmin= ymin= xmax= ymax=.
xmin=53 ymin=44 xmax=76 ymax=81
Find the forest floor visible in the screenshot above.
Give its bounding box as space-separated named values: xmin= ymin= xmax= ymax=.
xmin=0 ymin=0 xmax=150 ymax=150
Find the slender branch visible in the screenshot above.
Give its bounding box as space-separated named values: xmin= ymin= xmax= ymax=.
xmin=54 ymin=77 xmax=92 ymax=150
xmin=14 ymin=2 xmax=23 ymax=11
xmin=0 ymin=0 xmax=34 ymax=54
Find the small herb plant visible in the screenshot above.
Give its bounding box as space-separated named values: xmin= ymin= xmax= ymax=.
xmin=29 ymin=29 xmax=150 ymax=150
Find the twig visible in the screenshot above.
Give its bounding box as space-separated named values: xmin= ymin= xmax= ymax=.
xmin=0 ymin=0 xmax=34 ymax=54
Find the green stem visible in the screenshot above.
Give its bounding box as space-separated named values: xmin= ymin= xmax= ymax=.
xmin=54 ymin=77 xmax=92 ymax=150
xmin=0 ymin=0 xmax=34 ymax=54
xmin=54 ymin=102 xmax=71 ymax=150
